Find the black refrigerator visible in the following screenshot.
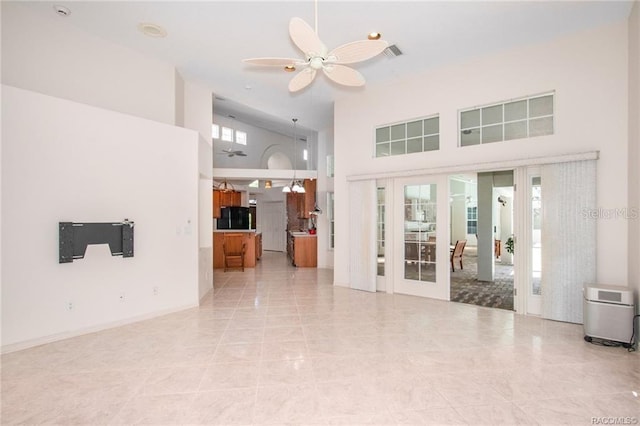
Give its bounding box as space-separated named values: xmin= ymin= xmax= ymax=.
xmin=218 ymin=206 xmax=250 ymax=230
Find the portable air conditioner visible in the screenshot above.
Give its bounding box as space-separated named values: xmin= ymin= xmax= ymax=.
xmin=583 ymin=284 xmax=635 ymax=344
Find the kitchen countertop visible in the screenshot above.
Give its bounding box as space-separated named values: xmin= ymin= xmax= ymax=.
xmin=213 ymin=229 xmax=260 ymax=233
xmin=290 ymin=231 xmax=317 ymax=237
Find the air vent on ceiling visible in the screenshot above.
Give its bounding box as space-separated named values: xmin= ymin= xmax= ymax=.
xmin=383 ymin=44 xmax=403 ymax=58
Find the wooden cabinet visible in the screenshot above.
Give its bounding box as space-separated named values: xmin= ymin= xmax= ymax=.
xmin=286 ymin=179 xmax=316 ymax=224
xmin=298 ymin=179 xmax=316 ymax=219
xmin=212 ymin=190 xmax=222 ymax=218
xmin=255 ymin=233 xmax=262 ymax=260
xmin=213 ymin=190 xmax=242 ymax=218
xmin=220 ymin=190 xmax=241 ymax=208
xmin=289 ymin=233 xmax=317 ymax=267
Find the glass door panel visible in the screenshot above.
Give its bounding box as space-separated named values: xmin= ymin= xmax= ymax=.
xmin=531 ymin=177 xmax=542 ymax=296
xmin=403 ymin=184 xmax=437 ymax=282
xmin=394 ymin=175 xmax=449 ymax=301
xmin=526 ymin=170 xmax=542 ymax=315
xmin=377 ymin=187 xmax=386 ymax=277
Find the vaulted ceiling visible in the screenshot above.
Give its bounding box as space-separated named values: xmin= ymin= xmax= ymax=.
xmin=8 ymin=1 xmax=634 ymax=134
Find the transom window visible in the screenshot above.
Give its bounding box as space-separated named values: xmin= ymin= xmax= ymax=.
xmin=221 ymin=126 xmax=233 ymax=142
xmin=235 ymin=130 xmax=247 ymax=145
xmin=375 ymin=115 xmax=439 ymax=158
xmin=459 ymin=93 xmax=554 ymax=147
xmin=211 ymin=124 xmax=220 ymax=139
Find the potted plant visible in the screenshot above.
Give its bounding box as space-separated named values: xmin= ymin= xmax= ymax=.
xmin=505 ymin=236 xmax=515 ymax=254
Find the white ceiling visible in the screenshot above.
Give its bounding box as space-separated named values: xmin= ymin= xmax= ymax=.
xmin=12 ymin=1 xmax=634 ymax=133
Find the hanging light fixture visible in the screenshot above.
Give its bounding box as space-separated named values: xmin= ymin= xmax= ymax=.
xmin=214 ymin=179 xmax=235 ymax=192
xmin=282 ymin=118 xmax=306 ymax=193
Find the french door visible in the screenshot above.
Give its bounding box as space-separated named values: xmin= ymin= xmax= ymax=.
xmin=393 ymin=175 xmax=450 ymax=300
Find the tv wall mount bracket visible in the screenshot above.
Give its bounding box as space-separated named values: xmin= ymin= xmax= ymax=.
xmin=59 ymin=219 xmax=134 ymax=263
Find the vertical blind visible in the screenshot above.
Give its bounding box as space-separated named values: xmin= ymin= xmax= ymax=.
xmin=349 ymin=180 xmax=377 ymax=292
xmin=541 ymin=159 xmax=596 ymax=323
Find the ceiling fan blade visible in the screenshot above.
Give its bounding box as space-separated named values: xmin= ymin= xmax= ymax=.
xmin=328 ymin=40 xmax=389 ymax=64
xmin=289 ymin=17 xmax=326 ymax=58
xmin=243 ymin=57 xmax=301 ymax=67
xmin=322 ymin=64 xmax=365 ymax=87
xmin=236 ymin=152 xmax=247 ymax=157
xmin=288 ymin=68 xmax=317 ymax=92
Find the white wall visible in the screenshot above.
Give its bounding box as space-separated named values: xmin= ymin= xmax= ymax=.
xmin=1 ymin=86 xmax=199 ymax=351
xmin=179 ymin=77 xmax=214 ymax=300
xmin=213 ymin=114 xmax=316 ymax=171
xmin=1 ymin=2 xmax=177 ymax=125
xmin=628 ymin=2 xmax=640 ymax=300
xmin=334 ymin=21 xmax=630 ymax=289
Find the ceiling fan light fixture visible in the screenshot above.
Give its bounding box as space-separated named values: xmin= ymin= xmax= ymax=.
xmin=282 ymin=185 xmax=292 ymax=193
xmin=292 ymin=180 xmax=305 ymax=193
xmin=367 ymin=32 xmax=382 ymax=40
xmin=284 ymin=65 xmax=296 ymax=72
xmin=243 ymin=15 xmax=388 ymax=93
xmin=215 ymin=180 xmax=235 ymax=192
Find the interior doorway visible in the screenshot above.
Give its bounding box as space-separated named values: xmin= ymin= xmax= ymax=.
xmin=449 ymin=172 xmax=515 ymax=310
xmin=259 ymin=200 xmax=286 ymax=252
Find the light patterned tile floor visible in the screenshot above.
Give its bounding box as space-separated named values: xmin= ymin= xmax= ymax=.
xmin=2 ymin=251 xmax=639 ymax=425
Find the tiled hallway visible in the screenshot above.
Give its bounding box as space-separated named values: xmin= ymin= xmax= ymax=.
xmin=2 ymin=251 xmax=638 ymax=425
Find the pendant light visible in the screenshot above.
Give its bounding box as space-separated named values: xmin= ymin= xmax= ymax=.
xmin=282 ymin=118 xmax=306 ymax=193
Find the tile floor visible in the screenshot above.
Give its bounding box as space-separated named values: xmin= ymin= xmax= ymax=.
xmin=2 ymin=251 xmax=639 ymax=425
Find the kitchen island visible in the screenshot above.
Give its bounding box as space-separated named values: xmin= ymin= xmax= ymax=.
xmin=287 ymin=231 xmax=317 ymax=267
xmin=213 ymin=230 xmax=262 ymax=269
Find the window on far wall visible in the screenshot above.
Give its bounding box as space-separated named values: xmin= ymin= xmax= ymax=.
xmin=328 ymin=192 xmax=335 ymax=249
xmin=212 ymin=124 xmax=220 ymax=139
xmin=326 ymin=155 xmax=334 ymax=177
xmin=459 ymin=92 xmax=554 ymax=147
xmin=221 ymin=126 xmax=233 ymax=142
xmin=375 ymin=115 xmax=440 ymax=158
xmin=235 ymin=130 xmax=247 ymax=145
xmin=467 ymin=206 xmax=477 ymax=235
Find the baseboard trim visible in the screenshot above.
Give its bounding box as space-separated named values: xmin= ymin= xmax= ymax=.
xmin=1 ymin=303 xmax=198 ymax=354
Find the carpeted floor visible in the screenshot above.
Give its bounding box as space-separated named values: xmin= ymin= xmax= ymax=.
xmin=450 ymin=246 xmax=514 ymax=311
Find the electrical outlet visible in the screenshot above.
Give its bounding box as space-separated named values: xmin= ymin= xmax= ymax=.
xmin=119 ymin=293 xmax=125 ymax=302
xmin=67 ymin=302 xmax=73 ymax=311
xmin=153 ymin=286 xmax=159 ymax=296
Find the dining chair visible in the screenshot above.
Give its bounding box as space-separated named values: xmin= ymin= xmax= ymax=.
xmin=450 ymin=239 xmax=467 ymax=272
xmin=223 ymin=233 xmax=246 ymax=272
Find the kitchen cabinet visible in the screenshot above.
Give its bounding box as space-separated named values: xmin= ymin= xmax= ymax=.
xmin=212 ymin=190 xmax=222 ymax=218
xmin=288 ymin=232 xmax=317 ymax=267
xmin=298 ymin=179 xmax=316 ymax=219
xmin=255 ymin=232 xmax=262 ymax=260
xmin=286 ymin=179 xmax=316 ymax=222
xmin=213 ymin=189 xmax=242 ymax=218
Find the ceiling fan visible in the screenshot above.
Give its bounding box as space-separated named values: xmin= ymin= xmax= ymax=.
xmin=218 ymin=147 xmax=247 ymax=157
xmin=217 ymin=115 xmax=247 ymax=157
xmin=243 ymin=8 xmax=388 ymax=92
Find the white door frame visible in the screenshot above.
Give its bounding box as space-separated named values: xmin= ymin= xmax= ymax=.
xmin=392 ymin=174 xmax=450 ymax=300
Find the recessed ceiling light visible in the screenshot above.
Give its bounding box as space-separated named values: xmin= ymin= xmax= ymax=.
xmin=137 ymin=23 xmax=167 ymax=38
xmin=53 ymin=5 xmax=71 ymax=17
xmin=284 ymin=65 xmax=296 ymax=72
xmin=367 ymin=32 xmax=382 ymax=40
